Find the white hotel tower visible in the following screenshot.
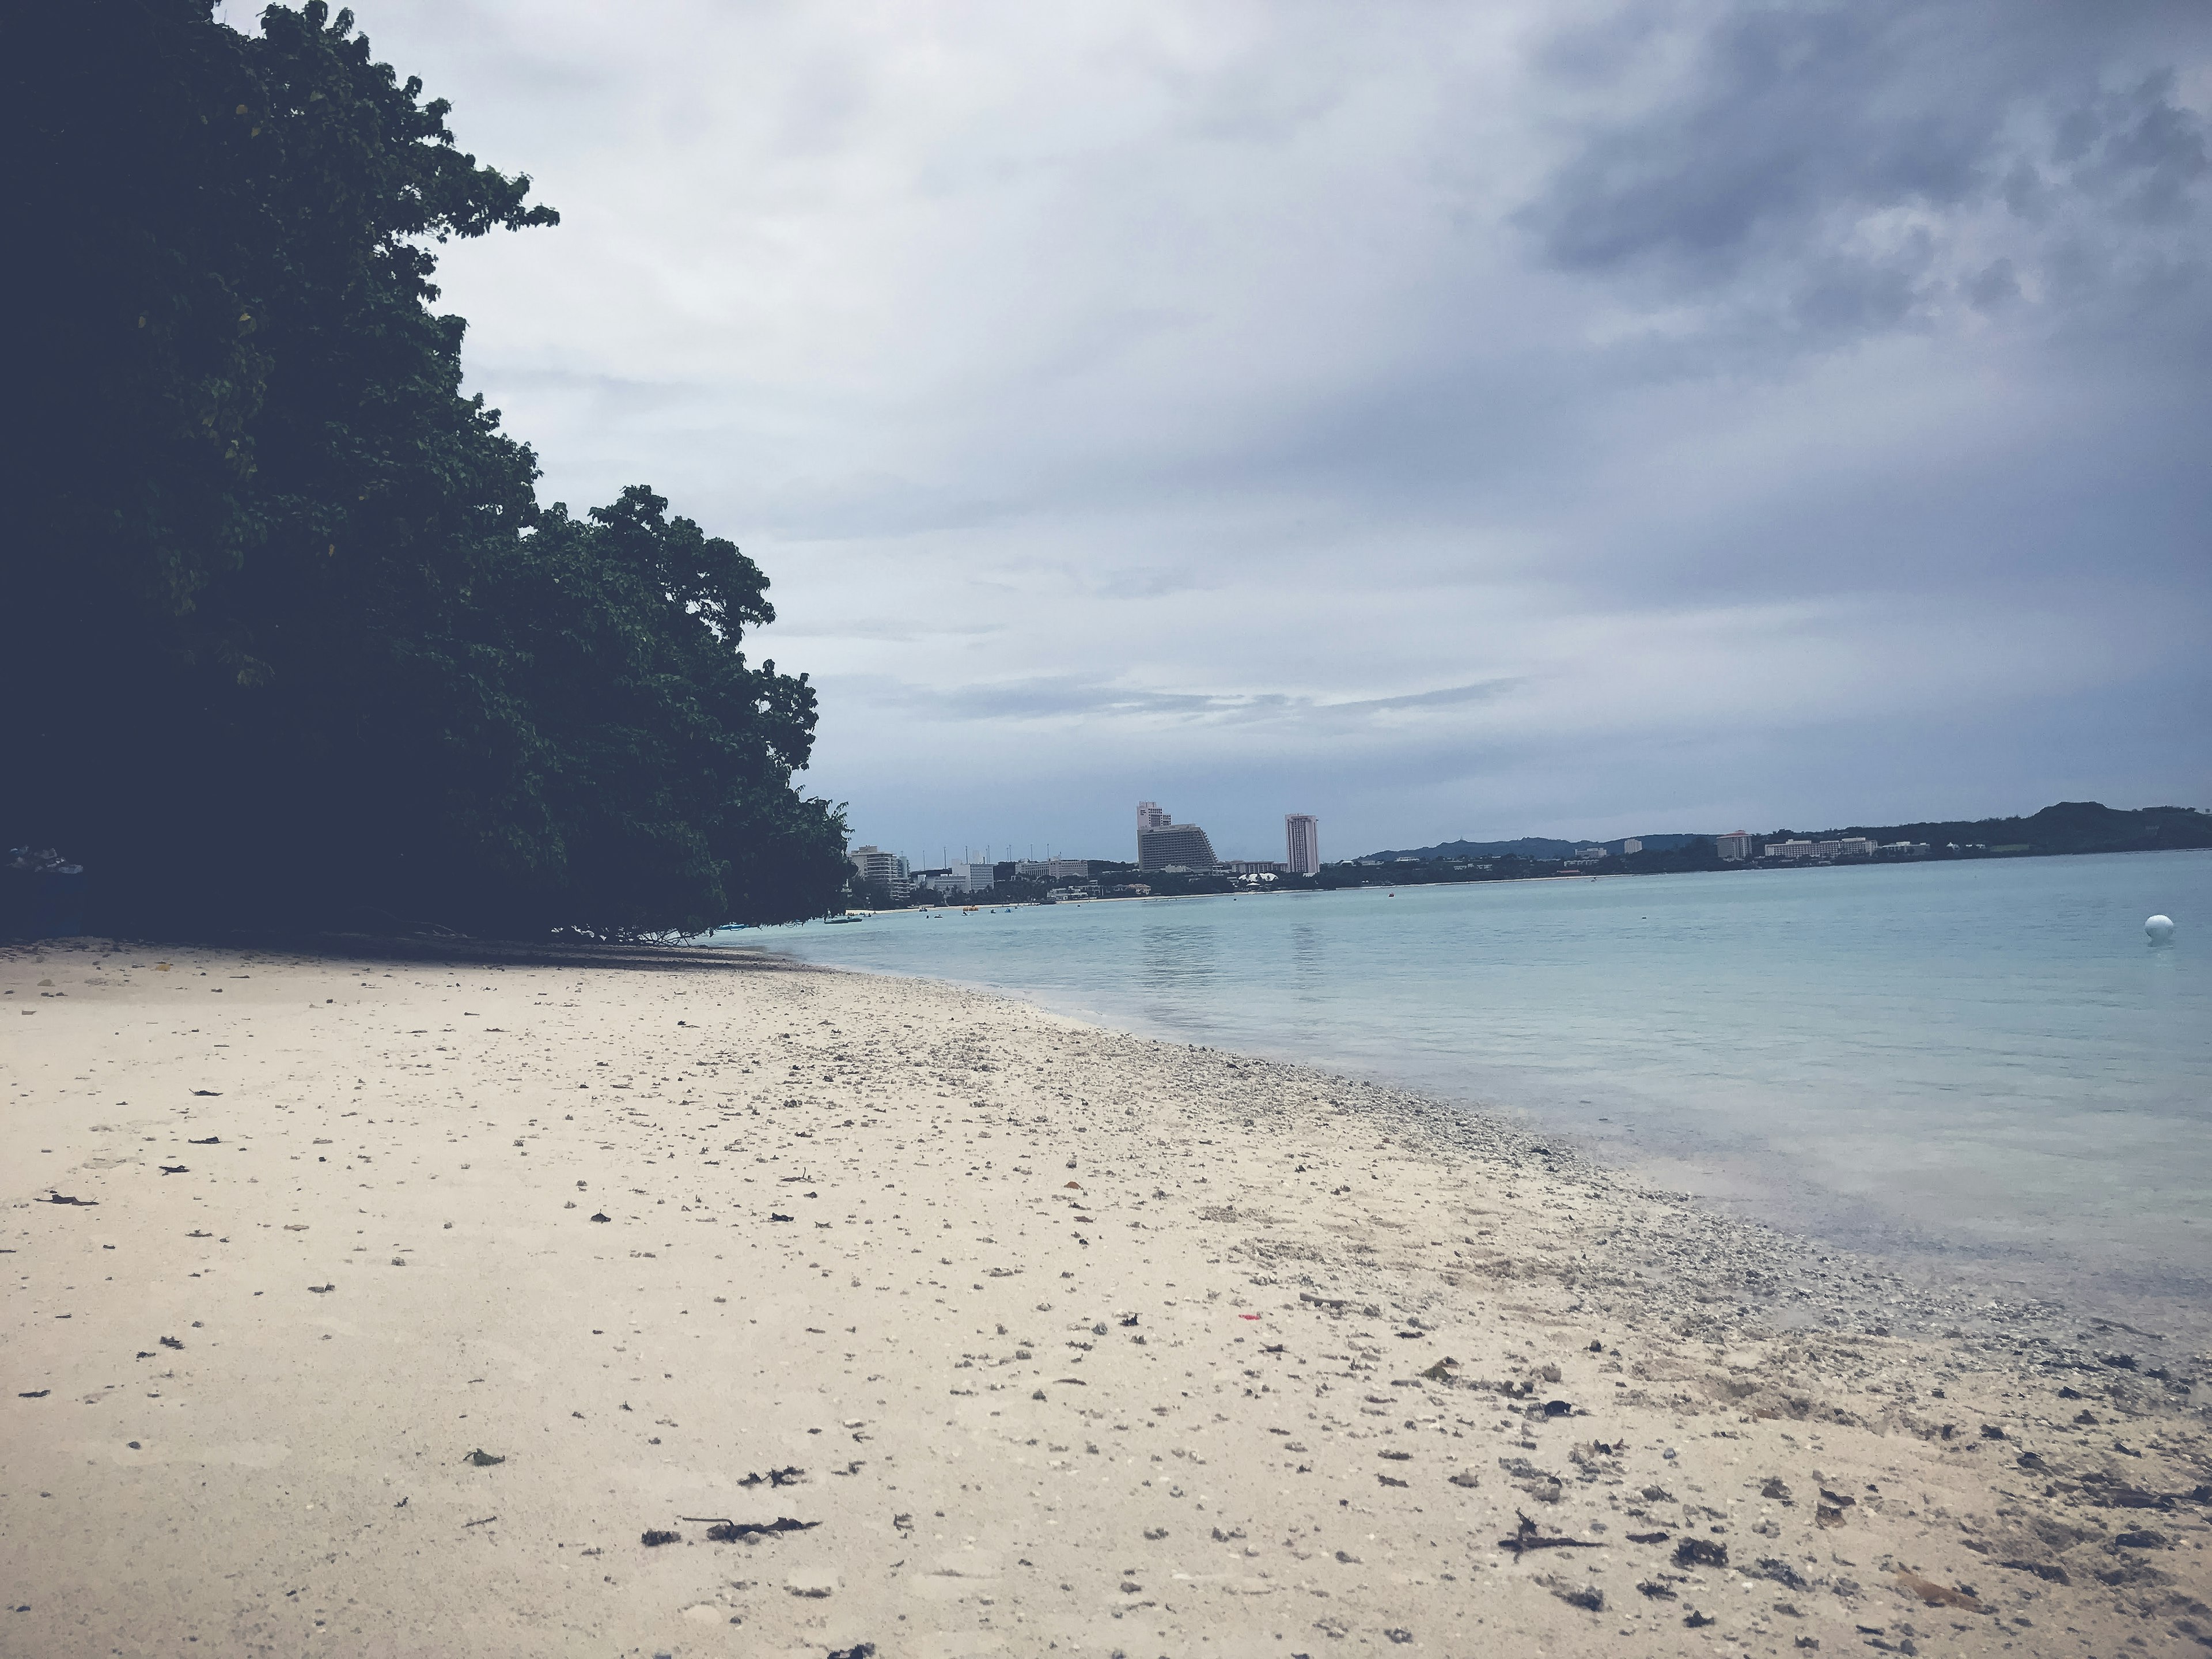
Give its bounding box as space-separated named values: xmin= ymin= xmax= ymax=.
xmin=1285 ymin=813 xmax=1320 ymax=876
xmin=1135 ymin=801 xmax=1219 ymax=870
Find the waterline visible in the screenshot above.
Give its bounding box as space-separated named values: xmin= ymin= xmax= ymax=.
xmin=725 ymin=851 xmax=2211 ymax=1324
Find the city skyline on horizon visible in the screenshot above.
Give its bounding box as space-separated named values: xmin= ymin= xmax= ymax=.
xmin=849 ymin=789 xmax=2205 ymax=873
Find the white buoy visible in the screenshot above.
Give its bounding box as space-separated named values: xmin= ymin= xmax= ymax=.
xmin=2145 ymin=914 xmax=2175 ymax=942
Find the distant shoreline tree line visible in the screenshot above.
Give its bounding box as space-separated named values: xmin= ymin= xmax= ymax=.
xmin=1316 ymin=801 xmax=2210 ymax=891
xmin=3 ymin=1 xmax=849 ymax=938
xmin=849 ymin=801 xmax=2209 ymax=908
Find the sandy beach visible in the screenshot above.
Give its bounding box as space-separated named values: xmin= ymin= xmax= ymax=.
xmin=3 ymin=936 xmax=2206 ymax=1658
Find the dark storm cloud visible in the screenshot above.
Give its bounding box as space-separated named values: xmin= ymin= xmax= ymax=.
xmin=1521 ymin=0 xmax=2212 ymax=351
xmin=1340 ymin=680 xmax=1525 ymax=715
xmin=850 ymin=674 xmax=1523 ymax=728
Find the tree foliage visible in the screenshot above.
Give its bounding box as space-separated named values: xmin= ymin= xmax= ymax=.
xmin=4 ymin=0 xmax=846 ymax=934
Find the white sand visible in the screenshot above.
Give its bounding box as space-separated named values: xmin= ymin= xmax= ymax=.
xmin=3 ymin=936 xmax=2206 ymax=1657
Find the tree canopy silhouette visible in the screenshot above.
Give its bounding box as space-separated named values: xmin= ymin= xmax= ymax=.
xmin=4 ymin=0 xmax=848 ymax=935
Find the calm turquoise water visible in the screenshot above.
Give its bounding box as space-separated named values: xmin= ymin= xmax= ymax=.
xmin=722 ymin=852 xmax=2211 ymax=1312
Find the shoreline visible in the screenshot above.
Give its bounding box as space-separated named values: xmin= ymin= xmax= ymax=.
xmin=726 ymin=932 xmax=2212 ymax=1353
xmin=733 ymin=937 xmax=2108 ymax=1348
xmin=839 ymin=839 xmax=2212 ymax=919
xmin=5 ymin=937 xmax=2206 ymax=1656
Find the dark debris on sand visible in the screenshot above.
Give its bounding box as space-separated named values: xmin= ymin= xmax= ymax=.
xmin=678 ymin=1515 xmax=820 ymax=1542
xmin=1497 ymin=1511 xmax=1604 ymax=1557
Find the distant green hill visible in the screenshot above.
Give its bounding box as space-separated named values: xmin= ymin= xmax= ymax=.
xmin=1762 ymin=801 xmax=2212 ymax=856
xmin=1365 ymin=832 xmax=1707 ymax=861
xmin=1362 ymin=803 xmax=2207 ymax=866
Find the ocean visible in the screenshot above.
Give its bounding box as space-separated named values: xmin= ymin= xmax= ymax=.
xmin=719 ymin=850 xmax=2210 ymax=1326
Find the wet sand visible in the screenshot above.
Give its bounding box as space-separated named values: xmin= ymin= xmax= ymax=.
xmin=4 ymin=937 xmax=2207 ymax=1656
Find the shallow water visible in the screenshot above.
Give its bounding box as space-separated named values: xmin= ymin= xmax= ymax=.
xmin=724 ymin=851 xmax=2211 ymax=1317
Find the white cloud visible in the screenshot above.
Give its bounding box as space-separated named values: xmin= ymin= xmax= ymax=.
xmin=322 ymin=0 xmax=2210 ymax=858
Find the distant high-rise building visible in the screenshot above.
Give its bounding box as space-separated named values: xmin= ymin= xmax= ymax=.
xmin=1285 ymin=813 xmax=1320 ymax=876
xmin=1714 ymin=831 xmax=1752 ymax=861
xmin=1620 ymin=838 xmax=1643 ymax=855
xmin=847 ymin=845 xmax=912 ymax=900
xmin=926 ymin=860 xmax=997 ymax=893
xmin=1135 ymin=801 xmax=1218 ymax=870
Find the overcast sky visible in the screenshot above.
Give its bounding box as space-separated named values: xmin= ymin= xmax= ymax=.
xmin=289 ymin=0 xmax=2209 ymax=862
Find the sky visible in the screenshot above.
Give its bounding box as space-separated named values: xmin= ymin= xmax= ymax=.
xmin=252 ymin=0 xmax=2210 ymax=863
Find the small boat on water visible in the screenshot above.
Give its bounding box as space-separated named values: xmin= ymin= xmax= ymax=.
xmin=824 ymin=912 xmax=866 ymax=925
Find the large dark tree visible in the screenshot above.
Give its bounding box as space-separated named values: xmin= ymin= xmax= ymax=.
xmin=3 ymin=0 xmax=847 ymax=935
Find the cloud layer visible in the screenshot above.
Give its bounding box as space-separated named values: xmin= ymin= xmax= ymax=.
xmin=322 ymin=0 xmax=2209 ymax=860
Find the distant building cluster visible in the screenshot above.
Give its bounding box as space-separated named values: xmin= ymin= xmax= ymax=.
xmin=1134 ymin=801 xmax=1317 ymax=877
xmin=846 ymin=844 xmax=912 ymax=900
xmin=846 ymin=803 xmax=1321 ymax=906
xmin=1714 ymin=831 xmax=1931 ymax=863
xmin=1763 ymin=836 xmax=1880 ymax=861
xmin=1557 ymin=838 xmax=1639 ymax=863
xmin=931 ymin=860 xmax=1001 ymax=893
